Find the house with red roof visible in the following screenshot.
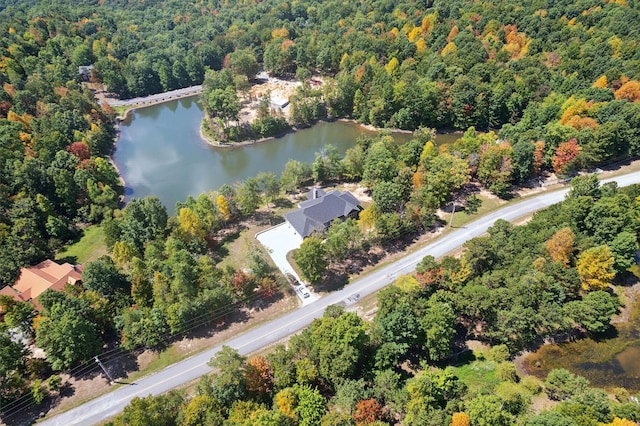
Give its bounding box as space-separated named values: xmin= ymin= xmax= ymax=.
xmin=0 ymin=260 xmax=83 ymax=310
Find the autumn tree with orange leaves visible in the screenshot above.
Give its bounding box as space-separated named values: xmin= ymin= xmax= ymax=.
xmin=614 ymin=80 xmax=640 ymax=102
xmin=546 ymin=227 xmax=575 ymax=267
xmin=244 ymin=355 xmax=274 ymax=399
xmin=552 ymin=138 xmax=581 ymax=176
xmin=353 ymin=398 xmax=384 ymax=425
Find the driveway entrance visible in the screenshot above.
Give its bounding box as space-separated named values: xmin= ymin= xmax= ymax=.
xmin=256 ymin=222 xmax=318 ymax=304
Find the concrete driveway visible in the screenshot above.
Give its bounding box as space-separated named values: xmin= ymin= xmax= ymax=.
xmin=256 ymin=222 xmax=318 ymax=305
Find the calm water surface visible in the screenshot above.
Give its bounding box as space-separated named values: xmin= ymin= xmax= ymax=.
xmin=523 ymin=304 xmax=640 ymax=391
xmin=114 ymin=96 xmax=414 ymax=210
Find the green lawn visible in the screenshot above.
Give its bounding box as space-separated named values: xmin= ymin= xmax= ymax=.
xmin=112 ymin=105 xmax=127 ymax=116
xmin=450 ymin=355 xmax=502 ymax=394
xmin=56 ymin=226 xmax=107 ymax=264
xmin=450 ymin=193 xmax=503 ymax=228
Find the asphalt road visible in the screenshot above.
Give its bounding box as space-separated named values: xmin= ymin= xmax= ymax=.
xmin=104 ymin=86 xmax=203 ymax=107
xmin=39 ymin=171 xmax=640 ymax=426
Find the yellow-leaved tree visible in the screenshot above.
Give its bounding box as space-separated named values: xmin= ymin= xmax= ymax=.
xmin=274 ymin=387 xmax=297 ymax=419
xmin=394 ymin=274 xmax=420 ymax=292
xmin=385 ymin=57 xmax=399 ymax=76
xmin=181 ymin=394 xmax=219 ymax=426
xmin=592 ymin=74 xmax=608 ymax=89
xmin=111 ymin=241 xmax=138 ymax=268
xmin=576 ymin=245 xmax=615 ymax=291
xmin=216 ymin=194 xmax=231 ymax=222
xmin=358 ymin=204 xmax=379 ymax=233
xmin=178 ymin=207 xmax=206 ymax=242
xmin=451 ymin=412 xmax=470 ymax=426
xmin=441 ymin=41 xmax=457 ymax=56
xmin=408 ymin=26 xmax=422 ymax=42
xmin=602 ymin=418 xmax=637 ymax=426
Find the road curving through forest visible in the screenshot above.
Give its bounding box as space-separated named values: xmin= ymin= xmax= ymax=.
xmin=39 ymin=170 xmax=640 ymax=426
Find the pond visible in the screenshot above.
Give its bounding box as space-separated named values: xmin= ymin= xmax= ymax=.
xmin=522 ymin=300 xmax=640 ymax=392
xmin=114 ymin=96 xmax=421 ymax=210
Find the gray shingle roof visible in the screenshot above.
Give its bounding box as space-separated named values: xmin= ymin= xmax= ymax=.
xmin=306 ymin=187 xmax=326 ymax=200
xmin=284 ymin=190 xmax=361 ymax=238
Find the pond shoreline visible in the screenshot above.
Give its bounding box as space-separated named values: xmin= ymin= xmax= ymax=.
xmin=110 ymin=86 xmax=466 ymax=149
xmin=198 ymin=117 xmax=417 ymax=149
xmin=516 ymin=285 xmax=640 ymax=391
xmin=113 ymin=100 xmax=412 ymax=210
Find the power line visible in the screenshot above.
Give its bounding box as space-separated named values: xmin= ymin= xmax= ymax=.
xmin=94 ymin=356 xmax=115 ymax=384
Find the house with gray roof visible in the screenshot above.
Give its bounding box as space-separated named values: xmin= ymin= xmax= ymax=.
xmin=78 ymin=65 xmax=94 ymax=81
xmin=284 ymin=189 xmax=362 ymax=239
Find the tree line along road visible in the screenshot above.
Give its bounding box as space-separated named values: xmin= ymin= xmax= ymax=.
xmin=39 ymin=170 xmax=640 ymax=426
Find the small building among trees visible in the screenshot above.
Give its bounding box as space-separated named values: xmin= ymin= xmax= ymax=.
xmin=284 ymin=188 xmax=362 ymax=239
xmin=77 ymin=65 xmax=94 ymax=81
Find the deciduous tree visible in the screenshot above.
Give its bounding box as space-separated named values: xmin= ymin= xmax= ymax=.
xmin=293 ymin=236 xmax=328 ymax=284
xmin=451 ymin=412 xmax=470 ymax=426
xmin=294 ymin=384 xmax=326 ymax=426
xmin=546 ymin=227 xmax=575 ymax=267
xmin=544 ymin=368 xmax=590 ymax=401
xmin=280 ymin=159 xmax=311 ymax=193
xmin=117 ymin=306 xmax=168 ymax=350
xmin=565 ymin=290 xmax=619 ymax=334
xmin=244 ymin=355 xmax=274 ymax=399
xmin=353 ymin=398 xmax=383 ymax=425
xmin=82 ymin=255 xmax=130 ymax=299
xmin=235 ymin=178 xmax=262 ymax=216
xmin=477 ymin=141 xmax=513 ymax=197
xmin=576 ymin=246 xmax=616 ymax=291
xmin=226 ymin=48 xmax=259 ymax=81
xmin=35 ymin=304 xmax=103 ymax=370
xmin=217 ymin=194 xmax=231 ymax=222
xmin=552 ymin=138 xmax=581 ymax=177
xmin=178 ymin=207 xmax=206 ymax=243
xmin=466 ymin=394 xmax=513 ymax=426
xmin=112 ymin=391 xmax=185 ymax=426
xmin=422 ymin=298 xmax=456 ymax=362
xmin=0 ymin=332 xmax=28 ymax=408
xmin=207 ymin=346 xmax=247 ymax=408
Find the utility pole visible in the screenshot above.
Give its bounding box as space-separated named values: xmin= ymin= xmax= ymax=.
xmin=449 ymin=202 xmax=456 ymax=227
xmin=94 ymin=356 xmax=114 ymax=384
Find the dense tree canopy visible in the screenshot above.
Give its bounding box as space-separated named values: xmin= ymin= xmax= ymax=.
xmin=1 ymin=0 xmax=640 ymax=421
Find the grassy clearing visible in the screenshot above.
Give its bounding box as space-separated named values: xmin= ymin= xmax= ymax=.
xmin=124 ymin=346 xmax=185 ymax=383
xmin=216 ymin=222 xmax=275 ymax=271
xmin=450 ymin=193 xmax=503 ymax=228
xmin=450 ymin=354 xmax=501 ymax=394
xmin=112 ymin=105 xmax=127 ymax=117
xmin=56 ymin=226 xmax=107 ymax=264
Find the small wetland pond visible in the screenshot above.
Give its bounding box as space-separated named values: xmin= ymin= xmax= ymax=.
xmin=522 ymin=299 xmax=640 ymax=392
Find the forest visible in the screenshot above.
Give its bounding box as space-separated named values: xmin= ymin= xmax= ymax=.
xmin=0 ymin=0 xmax=638 ymax=423
xmin=102 ymin=175 xmax=640 ymax=425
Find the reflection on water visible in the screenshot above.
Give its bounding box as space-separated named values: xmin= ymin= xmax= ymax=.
xmin=114 ymin=96 xmax=416 ymax=211
xmin=616 ymin=345 xmax=640 ymax=376
xmin=523 ymin=300 xmax=640 ymax=392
